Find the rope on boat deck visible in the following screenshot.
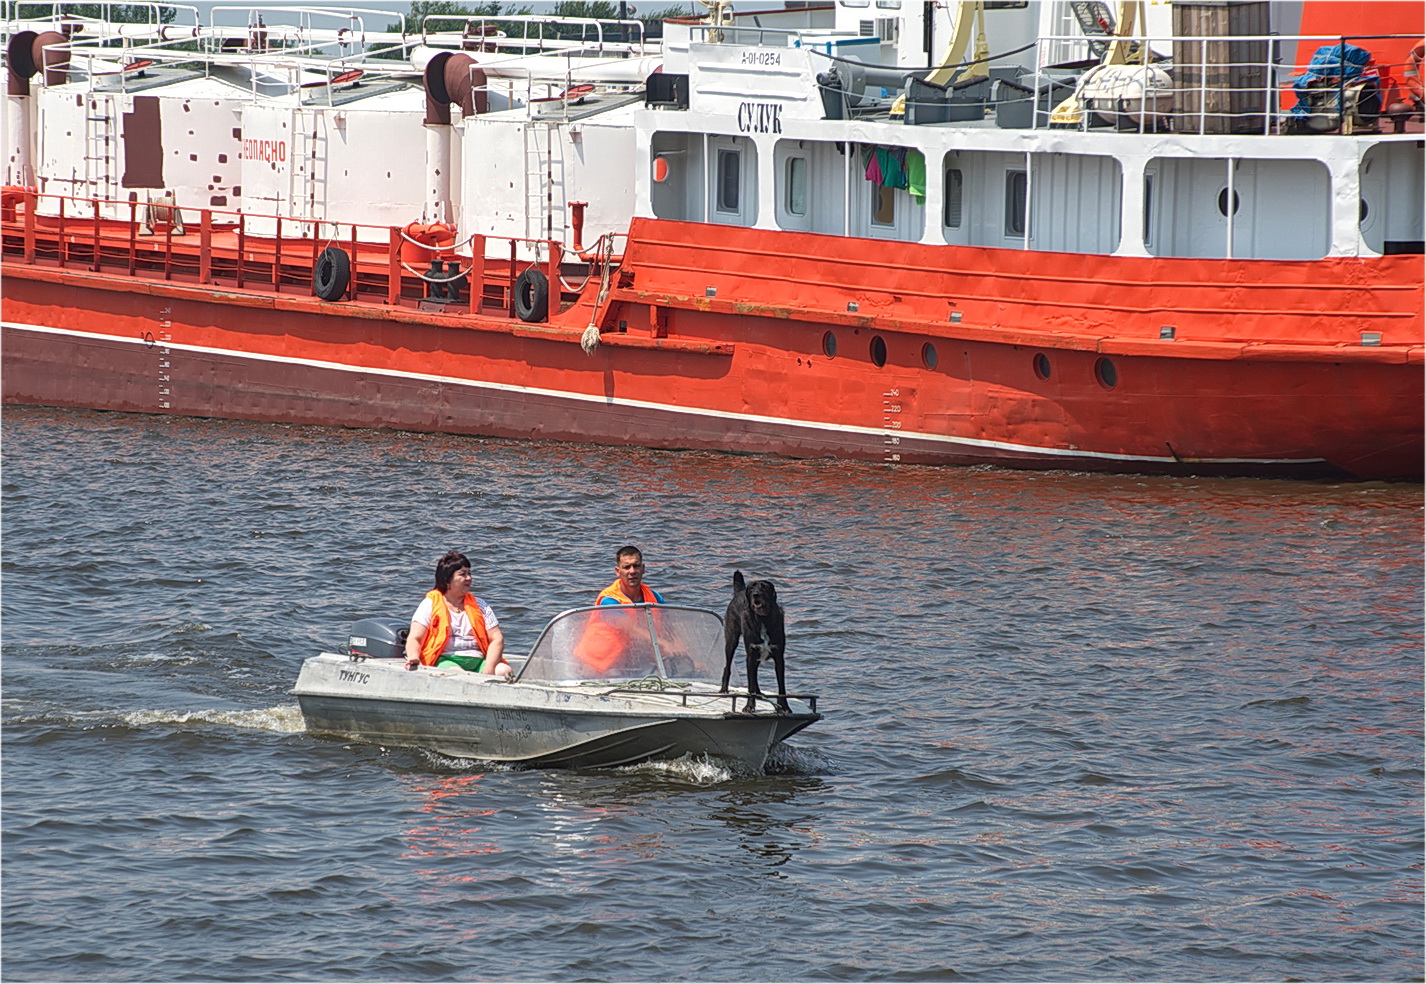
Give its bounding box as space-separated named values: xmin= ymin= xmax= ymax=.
xmin=615 ymin=675 xmax=692 ymax=692
xmin=580 ymin=233 xmax=618 ymax=354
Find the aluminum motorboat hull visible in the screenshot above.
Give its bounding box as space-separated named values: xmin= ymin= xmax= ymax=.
xmin=292 ymin=653 xmax=820 ymax=770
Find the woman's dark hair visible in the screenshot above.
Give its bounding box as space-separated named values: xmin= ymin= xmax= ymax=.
xmin=435 ymin=550 xmax=471 ymax=591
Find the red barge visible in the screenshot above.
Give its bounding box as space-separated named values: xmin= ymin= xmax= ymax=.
xmin=3 ymin=1 xmax=1422 ymax=479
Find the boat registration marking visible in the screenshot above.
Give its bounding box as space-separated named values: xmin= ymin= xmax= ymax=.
xmin=338 ymin=668 xmax=371 ymax=685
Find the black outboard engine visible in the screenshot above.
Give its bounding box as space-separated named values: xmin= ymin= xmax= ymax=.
xmin=346 ymin=617 xmax=409 ymax=659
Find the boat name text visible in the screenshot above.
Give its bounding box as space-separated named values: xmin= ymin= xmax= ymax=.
xmin=740 ymin=50 xmax=782 ymax=66
xmin=737 ymin=102 xmax=782 ymax=134
xmin=241 ymin=138 xmax=288 ymax=163
xmin=338 ymin=668 xmax=370 ymax=684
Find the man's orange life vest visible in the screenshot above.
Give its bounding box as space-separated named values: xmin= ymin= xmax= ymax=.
xmin=418 ymin=589 xmax=491 ymax=666
xmin=595 ymin=580 xmax=660 ymax=605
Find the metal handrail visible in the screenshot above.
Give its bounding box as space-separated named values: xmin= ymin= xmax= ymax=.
xmin=600 ymin=686 xmax=821 ymax=714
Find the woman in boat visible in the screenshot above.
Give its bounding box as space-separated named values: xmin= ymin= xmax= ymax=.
xmin=403 ymin=550 xmax=512 ymax=678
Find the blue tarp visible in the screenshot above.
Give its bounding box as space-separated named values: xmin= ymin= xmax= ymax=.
xmin=1290 ymin=43 xmax=1375 ymax=118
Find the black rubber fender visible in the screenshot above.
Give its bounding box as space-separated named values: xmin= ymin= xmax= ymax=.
xmin=513 ymin=268 xmax=549 ymax=323
xmin=313 ymin=246 xmax=350 ymax=301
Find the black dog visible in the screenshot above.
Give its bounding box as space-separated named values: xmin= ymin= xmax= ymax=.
xmin=721 ymin=571 xmax=789 ymax=714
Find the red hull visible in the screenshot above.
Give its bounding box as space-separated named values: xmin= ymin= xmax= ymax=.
xmin=3 ymin=213 xmax=1421 ymax=479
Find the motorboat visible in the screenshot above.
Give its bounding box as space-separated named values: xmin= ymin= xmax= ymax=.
xmin=292 ymin=604 xmax=822 ymax=770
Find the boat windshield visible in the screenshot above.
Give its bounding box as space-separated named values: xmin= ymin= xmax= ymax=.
xmin=517 ymin=604 xmax=726 ymax=685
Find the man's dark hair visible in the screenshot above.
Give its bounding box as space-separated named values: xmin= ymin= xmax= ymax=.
xmin=616 ymin=545 xmax=643 ymax=564
xmin=435 ymin=550 xmax=471 ymax=591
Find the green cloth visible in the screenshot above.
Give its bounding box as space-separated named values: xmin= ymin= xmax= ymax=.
xmin=907 ymin=150 xmax=926 ymax=204
xmin=436 ymin=653 xmax=489 ymax=672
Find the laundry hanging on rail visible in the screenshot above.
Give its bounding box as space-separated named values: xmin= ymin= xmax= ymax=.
xmin=862 ymin=146 xmax=926 ymax=203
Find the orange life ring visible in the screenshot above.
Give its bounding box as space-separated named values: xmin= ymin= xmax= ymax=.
xmin=1 ymin=185 xmax=27 ymax=223
xmin=1406 ymin=40 xmax=1425 ymax=104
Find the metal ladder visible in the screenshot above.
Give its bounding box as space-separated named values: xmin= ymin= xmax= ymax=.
xmin=523 ymin=119 xmax=555 ymax=242
xmin=290 ymin=108 xmax=320 ymax=227
xmin=83 ymin=93 xmax=116 ymax=203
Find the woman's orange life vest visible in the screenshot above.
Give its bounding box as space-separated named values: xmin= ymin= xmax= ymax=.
xmin=595 ymin=580 xmax=659 ymax=605
xmin=418 ymin=589 xmax=491 ymax=666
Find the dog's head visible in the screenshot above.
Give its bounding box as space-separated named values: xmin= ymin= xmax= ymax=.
xmin=745 ymin=578 xmax=778 ymax=618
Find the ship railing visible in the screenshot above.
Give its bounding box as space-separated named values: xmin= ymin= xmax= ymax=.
xmin=2 ymin=0 xmax=201 ymax=40
xmin=1016 ymin=31 xmax=1422 ymax=136
xmin=686 ymin=22 xmax=807 ymax=48
xmin=0 ymin=189 xmax=598 ymax=320
xmin=421 ymin=13 xmax=650 ymax=56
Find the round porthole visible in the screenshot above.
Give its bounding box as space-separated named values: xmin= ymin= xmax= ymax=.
xmin=921 ymin=342 xmax=938 ymax=369
xmin=1094 ymin=357 xmax=1118 ymax=390
xmin=821 ymin=331 xmax=837 ymax=358
xmin=1359 ymin=198 xmax=1369 ymax=222
xmin=1033 ymin=352 xmax=1051 ymax=380
xmin=870 ymin=335 xmax=887 ymax=367
xmin=1217 ymin=188 xmax=1240 ymax=216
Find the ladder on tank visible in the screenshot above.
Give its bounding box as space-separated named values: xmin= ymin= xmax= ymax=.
xmin=523 ymin=119 xmax=556 ymax=243
xmin=83 ymin=94 xmax=117 ymax=205
xmin=289 ymin=108 xmax=323 ymax=231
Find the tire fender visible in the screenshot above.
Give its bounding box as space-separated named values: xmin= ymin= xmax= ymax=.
xmin=313 ymin=246 xmax=351 ymax=301
xmin=513 ymin=268 xmax=549 ymax=323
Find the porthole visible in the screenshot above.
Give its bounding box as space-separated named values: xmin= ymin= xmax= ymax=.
xmin=1094 ymin=357 xmax=1118 ymax=390
xmin=1216 ymin=188 xmax=1240 ymax=217
xmin=1359 ymin=198 xmax=1368 ymax=222
xmin=1033 ymin=352 xmax=1051 ymax=380
xmin=822 ymin=331 xmax=837 ymax=358
xmin=921 ymin=342 xmax=938 ymax=369
xmin=870 ymin=335 xmax=887 ymax=367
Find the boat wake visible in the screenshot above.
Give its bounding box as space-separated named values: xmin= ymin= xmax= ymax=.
xmin=117 ymin=704 xmax=307 ymax=734
xmin=3 ymin=703 xmax=307 ymax=734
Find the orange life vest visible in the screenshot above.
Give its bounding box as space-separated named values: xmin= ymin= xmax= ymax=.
xmin=595 ymin=580 xmax=660 ymax=605
xmin=579 ymin=582 xmax=662 ymax=672
xmin=418 ymin=589 xmax=491 ymax=666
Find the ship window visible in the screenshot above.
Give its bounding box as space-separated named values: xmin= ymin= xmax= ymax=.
xmin=822 ymin=331 xmax=838 ymax=358
xmin=1005 ymin=169 xmax=1027 ymax=235
xmin=922 ymin=342 xmax=938 ymax=369
xmin=870 ymin=335 xmax=887 ymax=366
xmin=716 ymin=149 xmax=740 ymax=212
xmin=1034 ymin=353 xmax=1051 ymax=380
xmin=1095 ymin=357 xmax=1117 ymax=390
xmin=944 ymin=167 xmax=963 ymax=228
xmin=1143 ymin=172 xmax=1154 ymax=249
xmin=786 ymin=156 xmax=808 ymax=216
xmin=873 ymin=185 xmax=895 ymax=225
xmin=1217 ymin=187 xmax=1239 ymax=216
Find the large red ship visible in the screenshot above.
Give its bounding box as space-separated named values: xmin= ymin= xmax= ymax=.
xmin=4 ymin=1 xmax=1422 ymax=479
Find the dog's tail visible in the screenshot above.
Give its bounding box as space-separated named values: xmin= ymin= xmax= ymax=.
xmin=732 ymin=570 xmax=745 ymax=592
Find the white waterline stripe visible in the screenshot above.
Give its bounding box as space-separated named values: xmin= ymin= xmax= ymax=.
xmin=3 ymin=321 xmax=1327 ymax=467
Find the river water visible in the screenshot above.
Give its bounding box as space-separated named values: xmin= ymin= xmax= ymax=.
xmin=2 ymin=406 xmax=1421 ymax=983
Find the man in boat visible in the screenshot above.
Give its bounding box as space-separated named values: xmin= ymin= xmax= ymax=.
xmin=404 ymin=550 xmax=512 ymax=678
xmin=595 ymin=545 xmax=665 ymax=606
xmin=577 ymin=546 xmax=666 ymax=675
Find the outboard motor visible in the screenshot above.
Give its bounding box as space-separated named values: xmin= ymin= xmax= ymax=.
xmin=346 ymin=617 xmax=409 ymax=659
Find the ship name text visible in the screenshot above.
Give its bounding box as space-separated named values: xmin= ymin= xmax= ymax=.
xmin=241 ymin=138 xmax=288 ymax=163
xmin=737 ymin=102 xmax=782 ymax=134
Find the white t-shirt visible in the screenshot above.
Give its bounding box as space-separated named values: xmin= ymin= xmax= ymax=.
xmin=412 ymin=595 xmax=500 ymax=655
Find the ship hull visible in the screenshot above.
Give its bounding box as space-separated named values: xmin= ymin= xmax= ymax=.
xmin=4 ymin=256 xmax=1420 ymax=480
